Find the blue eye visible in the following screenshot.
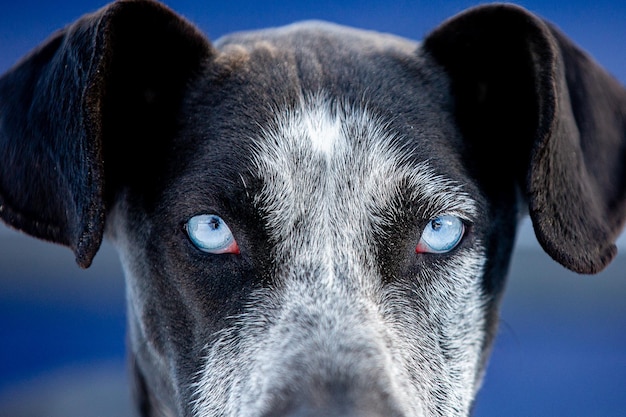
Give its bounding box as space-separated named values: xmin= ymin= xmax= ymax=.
xmin=416 ymin=215 xmax=465 ymax=254
xmin=186 ymin=214 xmax=240 ymax=255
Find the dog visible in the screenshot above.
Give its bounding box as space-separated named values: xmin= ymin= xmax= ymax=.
xmin=1 ymin=0 xmax=625 ymax=416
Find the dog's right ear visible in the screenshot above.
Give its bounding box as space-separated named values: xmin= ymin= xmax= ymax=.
xmin=0 ymin=0 xmax=213 ymax=267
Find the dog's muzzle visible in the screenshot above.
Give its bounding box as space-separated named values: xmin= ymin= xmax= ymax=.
xmin=192 ymin=263 xmax=425 ymax=417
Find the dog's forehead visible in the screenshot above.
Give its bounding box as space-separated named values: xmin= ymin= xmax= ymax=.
xmin=254 ymin=93 xmax=474 ymax=201
xmin=205 ymin=20 xmax=442 ymax=113
xmin=252 ymin=94 xmax=478 ymax=259
xmin=167 ymin=22 xmax=477 ymax=218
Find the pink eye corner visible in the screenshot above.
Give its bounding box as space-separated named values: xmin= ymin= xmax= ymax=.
xmin=223 ymin=240 xmax=241 ymax=255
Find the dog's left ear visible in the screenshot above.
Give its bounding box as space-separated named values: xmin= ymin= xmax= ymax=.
xmin=424 ymin=4 xmax=626 ymax=274
xmin=0 ymin=0 xmax=212 ymax=268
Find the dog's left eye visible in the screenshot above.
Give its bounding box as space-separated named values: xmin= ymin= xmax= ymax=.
xmin=186 ymin=214 xmax=240 ymax=255
xmin=416 ymin=215 xmax=465 ymax=254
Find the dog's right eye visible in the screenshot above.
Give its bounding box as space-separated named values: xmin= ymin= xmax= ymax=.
xmin=185 ymin=214 xmax=240 ymax=255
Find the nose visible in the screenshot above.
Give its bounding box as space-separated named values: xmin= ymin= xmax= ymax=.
xmin=263 ymin=381 xmax=407 ymax=417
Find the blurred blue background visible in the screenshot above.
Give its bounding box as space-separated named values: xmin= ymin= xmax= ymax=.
xmin=0 ymin=1 xmax=625 ymax=416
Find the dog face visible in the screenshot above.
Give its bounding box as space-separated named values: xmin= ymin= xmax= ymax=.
xmin=110 ymin=30 xmax=500 ymax=415
xmin=1 ymin=1 xmax=625 ymax=416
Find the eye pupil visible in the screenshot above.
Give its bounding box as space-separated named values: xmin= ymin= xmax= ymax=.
xmin=431 ymin=218 xmax=442 ymax=231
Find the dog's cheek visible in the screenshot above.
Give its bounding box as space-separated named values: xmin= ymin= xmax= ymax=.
xmin=119 ymin=242 xmax=259 ymax=413
xmin=380 ymin=242 xmax=489 ymax=409
xmin=160 ymin=241 xmax=252 ymax=329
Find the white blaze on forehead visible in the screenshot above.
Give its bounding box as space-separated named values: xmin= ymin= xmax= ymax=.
xmin=252 ymin=94 xmax=476 ymax=270
xmin=303 ymin=103 xmax=344 ymax=156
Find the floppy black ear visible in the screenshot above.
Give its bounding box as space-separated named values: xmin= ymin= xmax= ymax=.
xmin=0 ymin=0 xmax=212 ymax=267
xmin=423 ymin=4 xmax=626 ymax=274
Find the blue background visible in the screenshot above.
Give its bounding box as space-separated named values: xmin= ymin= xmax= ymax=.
xmin=1 ymin=1 xmax=625 ymax=416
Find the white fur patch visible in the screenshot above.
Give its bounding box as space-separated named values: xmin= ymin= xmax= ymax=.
xmin=191 ymin=94 xmax=486 ymax=417
xmin=303 ymin=103 xmax=343 ymax=157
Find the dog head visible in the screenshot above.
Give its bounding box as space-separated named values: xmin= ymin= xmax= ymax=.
xmin=1 ymin=1 xmax=625 ymax=416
